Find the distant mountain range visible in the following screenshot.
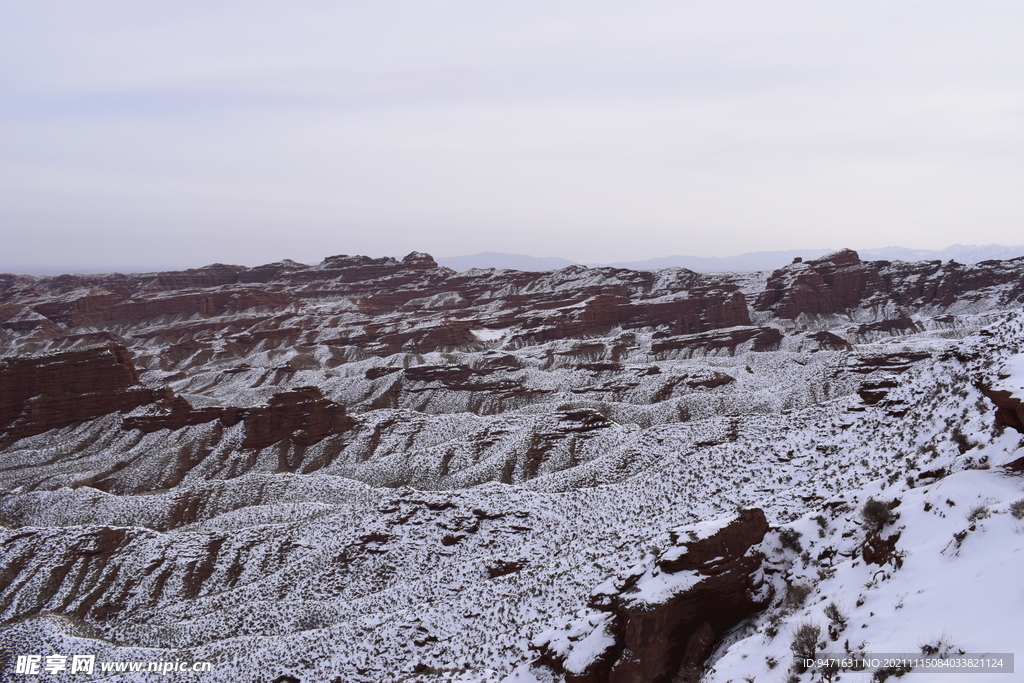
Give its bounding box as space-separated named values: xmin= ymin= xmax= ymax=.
xmin=437 ymin=244 xmax=1024 ymax=273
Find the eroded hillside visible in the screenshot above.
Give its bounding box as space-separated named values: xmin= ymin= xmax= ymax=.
xmin=1 ymin=250 xmax=1022 ymax=683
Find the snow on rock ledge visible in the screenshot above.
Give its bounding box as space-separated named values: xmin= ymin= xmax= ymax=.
xmin=522 ymin=508 xmax=769 ymax=683
xmin=982 ymin=352 xmax=1024 ymax=468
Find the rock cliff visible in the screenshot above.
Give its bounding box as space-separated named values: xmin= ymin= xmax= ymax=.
xmin=530 ymin=509 xmax=770 ymax=683
xmin=0 ymin=344 xmax=156 ymax=444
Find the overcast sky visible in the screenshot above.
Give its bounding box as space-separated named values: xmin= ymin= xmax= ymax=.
xmin=1 ymin=1 xmax=1022 ymax=273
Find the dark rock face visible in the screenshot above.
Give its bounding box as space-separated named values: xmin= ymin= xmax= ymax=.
xmin=981 ymin=386 xmax=1024 ymax=435
xmin=659 ymin=509 xmax=769 ymax=573
xmin=123 ymin=387 xmax=356 ymax=450
xmin=30 ymin=288 xmax=250 ymax=328
xmin=651 ymin=327 xmax=782 ymax=357
xmin=858 ymin=379 xmax=899 ymax=405
xmin=122 ymin=392 xmax=241 ymax=432
xmin=0 ymin=342 xmax=355 ymax=453
xmin=755 ymin=250 xmax=888 ymax=318
xmin=754 ymin=249 xmax=1024 ymax=320
xmin=402 ymin=251 xmax=440 ymax=271
xmin=533 ymin=509 xmax=770 ymax=683
xmin=856 ymin=316 xmax=920 ymax=337
xmin=607 ymin=509 xmax=769 ymax=683
xmin=878 ymin=257 xmax=1024 ymax=309
xmin=617 ymin=290 xmax=751 ymax=335
xmin=487 ymin=560 xmax=528 ymax=578
xmin=846 ymin=351 xmax=931 ymax=374
xmin=805 ymin=331 xmax=853 ymax=351
xmin=863 ymin=530 xmax=902 ymax=566
xmin=0 ymin=345 xmax=156 ymax=444
xmin=241 ymin=387 xmax=357 ymax=449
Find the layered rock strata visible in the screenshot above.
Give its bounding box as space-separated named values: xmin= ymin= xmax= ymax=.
xmin=530 ymin=509 xmax=770 ymax=683
xmin=0 ymin=344 xmax=156 ymax=444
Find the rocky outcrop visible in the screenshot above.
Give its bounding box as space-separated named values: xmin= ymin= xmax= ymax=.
xmin=241 ymin=387 xmax=357 ymax=449
xmin=618 ymin=289 xmax=751 ymax=335
xmin=754 ymin=250 xmax=888 ymax=318
xmin=122 ymin=392 xmax=240 ymax=432
xmin=755 ymin=250 xmax=1024 ymax=320
xmin=324 ymin=319 xmax=478 ymax=357
xmin=530 ymin=509 xmax=770 ymax=683
xmin=27 ymin=287 xmax=298 ymax=328
xmin=651 ymin=326 xmax=783 ymax=357
xmin=1 ymin=307 xmax=58 ymax=333
xmin=858 ymin=378 xmax=899 ymax=405
xmin=878 ymin=256 xmax=1024 ymax=309
xmin=863 ymin=529 xmax=902 ymax=566
xmin=981 ymin=386 xmax=1024 ymax=434
xmin=855 ymin=316 xmax=920 ymax=337
xmin=0 ymin=344 xmax=156 ymax=444
xmin=846 ymin=351 xmax=931 ymax=374
xmin=123 ymin=387 xmax=357 ymax=450
xmin=803 ymin=330 xmax=852 ymax=351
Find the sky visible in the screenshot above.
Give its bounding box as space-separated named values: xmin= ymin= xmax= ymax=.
xmin=1 ymin=1 xmax=1023 ymax=274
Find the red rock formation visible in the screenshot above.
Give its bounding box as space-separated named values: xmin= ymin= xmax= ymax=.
xmin=755 ymin=249 xmax=889 ymax=318
xmin=981 ymin=386 xmax=1024 ymax=434
xmin=856 ymin=316 xmax=920 ymax=337
xmin=806 ymin=330 xmax=853 ymax=351
xmin=651 ymin=327 xmax=782 ymax=357
xmin=242 ymin=387 xmax=356 ymax=449
xmin=619 ymin=290 xmax=750 ymax=335
xmin=140 ymin=263 xmax=245 ymax=291
xmin=878 ymin=257 xmax=1024 ymax=309
xmin=0 ymin=345 xmax=156 ymax=444
xmin=533 ymin=509 xmax=770 ymax=683
xmin=121 ymin=392 xmax=243 ymax=433
xmin=123 ymin=387 xmax=356 ymax=450
xmin=4 ymin=250 xmax=1021 ymax=365
xmin=1 ymin=307 xmax=58 ymax=333
xmin=846 ymin=351 xmax=932 ymax=374
xmin=858 ymin=378 xmax=899 ymax=405
xmin=605 ymin=509 xmax=769 ymax=683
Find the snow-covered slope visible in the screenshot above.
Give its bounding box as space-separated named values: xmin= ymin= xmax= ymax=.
xmin=510 ymin=314 xmax=1024 ymax=683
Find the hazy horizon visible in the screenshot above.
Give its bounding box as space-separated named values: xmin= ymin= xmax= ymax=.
xmin=9 ymin=242 xmax=1024 ymax=277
